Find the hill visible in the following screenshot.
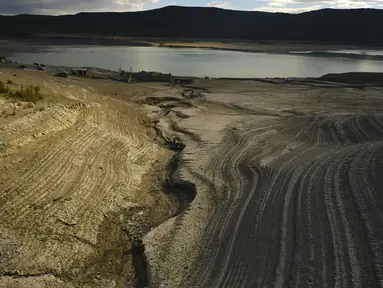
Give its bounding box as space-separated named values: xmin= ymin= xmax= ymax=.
xmin=1 ymin=6 xmax=383 ymax=43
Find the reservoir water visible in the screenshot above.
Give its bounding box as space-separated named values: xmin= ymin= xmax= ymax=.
xmin=8 ymin=46 xmax=383 ymax=78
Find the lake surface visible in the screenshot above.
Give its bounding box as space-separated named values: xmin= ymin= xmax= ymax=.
xmin=8 ymin=46 xmax=383 ymax=78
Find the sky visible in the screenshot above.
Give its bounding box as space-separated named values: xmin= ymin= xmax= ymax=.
xmin=0 ymin=0 xmax=382 ymax=15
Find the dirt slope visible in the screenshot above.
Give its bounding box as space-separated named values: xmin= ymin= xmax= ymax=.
xmin=140 ymin=79 xmax=383 ymax=287
xmin=0 ymin=69 xmax=175 ymax=288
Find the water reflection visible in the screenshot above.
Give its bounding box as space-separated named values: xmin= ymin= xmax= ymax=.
xmin=9 ymin=46 xmax=383 ymax=78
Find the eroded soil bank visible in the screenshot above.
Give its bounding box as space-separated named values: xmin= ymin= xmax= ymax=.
xmin=0 ymin=68 xmax=179 ymax=288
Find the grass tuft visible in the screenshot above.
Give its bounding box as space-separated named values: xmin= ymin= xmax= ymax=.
xmin=13 ymin=86 xmax=44 ymax=102
xmin=0 ymin=81 xmax=44 ymax=102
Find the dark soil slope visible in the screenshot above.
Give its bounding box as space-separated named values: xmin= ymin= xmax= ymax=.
xmin=320 ymin=72 xmax=383 ymax=84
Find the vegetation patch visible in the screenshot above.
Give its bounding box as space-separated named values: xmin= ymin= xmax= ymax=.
xmin=0 ymin=81 xmax=44 ymax=102
xmin=14 ymin=86 xmax=44 ymax=102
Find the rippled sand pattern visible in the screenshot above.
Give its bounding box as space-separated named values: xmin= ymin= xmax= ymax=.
xmin=143 ymin=78 xmax=383 ymax=288
xmin=0 ymin=69 xmax=171 ymax=288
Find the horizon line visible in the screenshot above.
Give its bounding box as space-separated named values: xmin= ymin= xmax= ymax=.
xmin=0 ymin=5 xmax=381 ymax=17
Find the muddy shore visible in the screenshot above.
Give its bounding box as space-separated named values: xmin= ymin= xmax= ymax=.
xmin=1 ymin=61 xmax=383 ymax=288
xmin=138 ymin=76 xmax=383 ymax=287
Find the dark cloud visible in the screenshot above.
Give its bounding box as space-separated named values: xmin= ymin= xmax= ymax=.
xmin=0 ymin=0 xmax=381 ymax=15
xmin=0 ymin=0 xmax=159 ymax=15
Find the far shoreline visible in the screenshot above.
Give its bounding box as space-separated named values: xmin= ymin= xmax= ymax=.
xmin=2 ymin=36 xmax=383 ymax=56
xmin=2 ymin=58 xmax=383 ymax=88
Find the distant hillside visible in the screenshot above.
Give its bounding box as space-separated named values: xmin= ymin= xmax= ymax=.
xmin=1 ymin=6 xmax=383 ymax=43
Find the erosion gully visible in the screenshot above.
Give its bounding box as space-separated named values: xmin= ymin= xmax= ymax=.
xmin=127 ymin=80 xmax=383 ymax=288
xmin=128 ymin=88 xmax=200 ymax=288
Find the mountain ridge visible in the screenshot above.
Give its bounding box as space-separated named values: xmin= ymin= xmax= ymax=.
xmin=1 ymin=6 xmax=383 ymax=43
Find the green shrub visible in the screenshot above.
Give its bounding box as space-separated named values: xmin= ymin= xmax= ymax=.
xmin=14 ymin=85 xmax=44 ymax=102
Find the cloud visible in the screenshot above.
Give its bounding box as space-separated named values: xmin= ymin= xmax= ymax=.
xmin=1 ymin=0 xmax=382 ymax=15
xmin=255 ymin=5 xmax=321 ymax=13
xmin=207 ymin=1 xmax=231 ymax=8
xmin=0 ymin=0 xmax=160 ymax=15
xmin=253 ymin=0 xmax=383 ymax=13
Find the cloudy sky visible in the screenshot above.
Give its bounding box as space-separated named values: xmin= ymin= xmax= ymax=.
xmin=0 ymin=0 xmax=382 ymax=15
